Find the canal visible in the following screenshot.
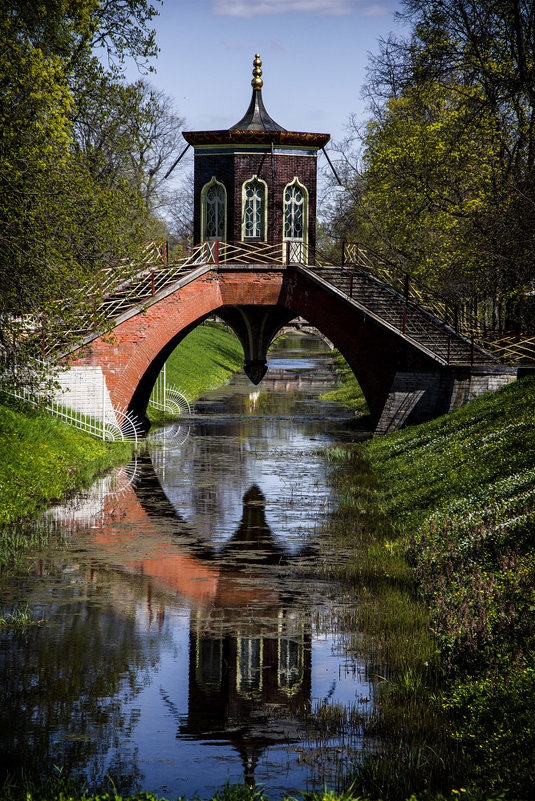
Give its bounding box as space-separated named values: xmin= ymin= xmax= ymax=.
xmin=0 ymin=334 xmax=380 ymax=799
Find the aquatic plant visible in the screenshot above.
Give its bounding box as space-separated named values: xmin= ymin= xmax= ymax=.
xmin=0 ymin=605 xmax=44 ymax=629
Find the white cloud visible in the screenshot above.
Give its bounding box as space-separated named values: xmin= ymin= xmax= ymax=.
xmin=361 ymin=3 xmax=390 ymax=16
xmin=213 ymin=0 xmax=361 ymax=17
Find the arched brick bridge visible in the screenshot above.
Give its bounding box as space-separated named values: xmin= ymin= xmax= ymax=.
xmin=64 ymin=242 xmax=517 ymax=435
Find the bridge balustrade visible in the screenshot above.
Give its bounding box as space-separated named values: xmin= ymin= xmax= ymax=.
xmin=8 ymin=238 xmax=534 ymax=366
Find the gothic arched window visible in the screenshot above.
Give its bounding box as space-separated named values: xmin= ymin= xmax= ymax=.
xmin=283 ymin=179 xmax=308 ymax=262
xmin=283 ymin=180 xmax=307 ymax=241
xmin=202 ymin=178 xmax=226 ymax=241
xmin=242 ymin=177 xmax=267 ymax=240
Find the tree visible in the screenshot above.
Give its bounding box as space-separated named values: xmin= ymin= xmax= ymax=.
xmin=73 ymin=70 xmax=185 ymax=213
xmin=327 ymin=0 xmax=535 ymax=331
xmin=0 ymin=1 xmax=184 ymax=382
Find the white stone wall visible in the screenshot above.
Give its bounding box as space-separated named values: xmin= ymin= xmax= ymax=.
xmin=52 ymin=365 xmax=118 ymax=426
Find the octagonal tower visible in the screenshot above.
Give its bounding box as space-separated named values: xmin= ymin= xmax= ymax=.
xmin=182 ymin=55 xmax=330 ymax=263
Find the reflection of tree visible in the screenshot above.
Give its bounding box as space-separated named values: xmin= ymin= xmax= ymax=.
xmin=0 ymin=588 xmax=159 ymax=792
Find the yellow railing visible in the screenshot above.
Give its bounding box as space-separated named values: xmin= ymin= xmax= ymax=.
xmin=338 ymin=242 xmax=535 ymax=365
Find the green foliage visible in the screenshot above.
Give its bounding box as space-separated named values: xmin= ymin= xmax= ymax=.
xmin=366 ymin=375 xmax=535 ymax=798
xmin=0 ymin=0 xmax=174 ymax=371
xmin=362 ymin=83 xmax=501 ymax=298
xmin=444 ymin=663 xmax=535 ymax=797
xmin=326 ymin=0 xmax=535 ymax=328
xmin=0 ymin=400 xmax=131 ymax=527
xmin=148 ymin=324 xmax=243 ymax=422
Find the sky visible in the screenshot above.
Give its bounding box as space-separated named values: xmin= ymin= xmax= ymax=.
xmin=127 ymin=0 xmax=405 ymax=152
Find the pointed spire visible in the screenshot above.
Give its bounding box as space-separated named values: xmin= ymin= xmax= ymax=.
xmin=230 ymin=53 xmax=286 ymax=132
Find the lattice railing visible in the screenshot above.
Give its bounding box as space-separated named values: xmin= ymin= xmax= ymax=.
xmin=17 ymin=238 xmax=535 ymax=366
xmin=39 ymin=240 xmax=302 ymax=355
xmin=328 ymin=242 xmax=535 ymax=365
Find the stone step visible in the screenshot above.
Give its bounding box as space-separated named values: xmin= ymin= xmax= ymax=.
xmin=311 ymin=265 xmax=491 ymax=364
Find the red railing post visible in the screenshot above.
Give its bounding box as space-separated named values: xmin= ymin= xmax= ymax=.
xmin=286 ymin=241 xmax=291 ymax=265
xmin=349 ymin=272 xmax=354 ymax=298
xmin=151 ymin=271 xmax=155 ymax=296
xmin=214 ymin=240 xmax=219 ymax=265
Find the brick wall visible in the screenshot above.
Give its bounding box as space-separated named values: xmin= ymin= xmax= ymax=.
xmin=68 ymin=267 xmax=516 ymax=434
xmin=193 ymin=149 xmax=318 ymax=252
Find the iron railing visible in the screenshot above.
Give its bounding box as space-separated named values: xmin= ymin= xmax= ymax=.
xmin=1 ymin=358 xmax=141 ymax=443
xmin=148 ymin=365 xmax=191 ymax=417
xmin=316 ymin=242 xmax=535 ymax=365
xmin=13 ymin=238 xmax=534 ymax=365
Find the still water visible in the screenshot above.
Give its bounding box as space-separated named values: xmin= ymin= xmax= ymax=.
xmin=0 ymin=335 xmax=376 ymax=799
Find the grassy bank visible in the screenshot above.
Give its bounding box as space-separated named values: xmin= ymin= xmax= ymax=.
xmin=362 ymin=375 xmax=535 ymax=799
xmin=0 ymin=400 xmax=131 ymax=529
xmin=148 ymin=323 xmax=243 ymax=423
xmin=320 ymin=351 xmax=369 ymax=416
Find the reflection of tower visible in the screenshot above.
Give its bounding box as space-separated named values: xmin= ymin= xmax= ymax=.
xmin=219 ymin=484 xmax=286 ymax=566
xmin=127 ymin=465 xmax=319 ymax=785
xmin=174 ymin=485 xmax=312 ymax=787
xmin=183 ymin=606 xmax=311 ymax=788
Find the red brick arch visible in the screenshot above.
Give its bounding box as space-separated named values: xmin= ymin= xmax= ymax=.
xmin=69 ymin=266 xmax=440 ymax=428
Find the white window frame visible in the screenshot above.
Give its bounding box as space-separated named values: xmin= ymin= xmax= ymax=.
xmin=283 ymin=178 xmax=309 ymax=263
xmin=241 ymin=176 xmax=268 ymax=241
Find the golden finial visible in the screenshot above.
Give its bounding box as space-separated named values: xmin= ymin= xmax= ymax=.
xmin=251 ymin=53 xmax=263 ymax=90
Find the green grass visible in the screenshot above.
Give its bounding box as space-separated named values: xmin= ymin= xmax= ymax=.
xmin=0 ymin=604 xmax=44 ymax=629
xmin=320 ymin=351 xmax=369 ymax=416
xmin=0 ymin=399 xmax=131 ymax=526
xmin=0 ymin=776 xmax=504 ymax=801
xmin=148 ymin=323 xmax=243 ymax=423
xmin=365 ymin=375 xmax=535 ymax=530
xmin=362 ymin=375 xmax=535 ymax=799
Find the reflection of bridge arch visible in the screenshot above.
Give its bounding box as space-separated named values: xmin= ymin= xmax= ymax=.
xmin=84 ymin=454 xmax=314 ymax=788
xmin=41 ymin=452 xmax=318 ymax=790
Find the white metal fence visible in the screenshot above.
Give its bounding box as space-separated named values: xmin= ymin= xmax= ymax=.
xmin=1 ymin=359 xmax=141 ymax=444
xmin=148 ymin=364 xmax=191 ymax=417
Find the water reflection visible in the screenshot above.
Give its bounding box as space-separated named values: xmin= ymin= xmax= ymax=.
xmin=127 ymin=460 xmax=316 ymax=789
xmin=182 ymin=605 xmax=311 ymax=788
xmin=0 ymin=336 xmax=373 ymax=799
xmin=0 ymin=568 xmax=156 ymax=792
